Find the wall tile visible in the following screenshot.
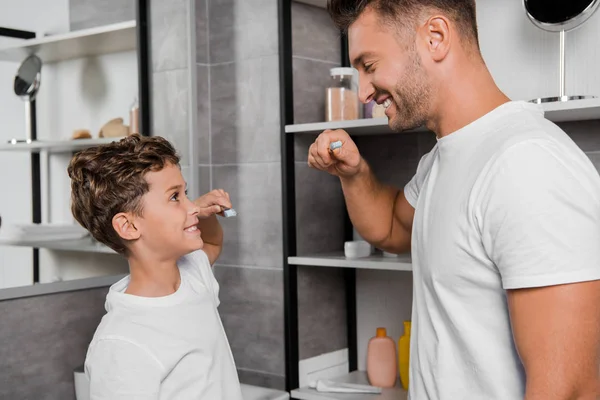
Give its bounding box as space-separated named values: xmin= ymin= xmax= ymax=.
xmin=151 ymin=0 xmax=189 ymax=72
xmin=356 ymin=133 xmax=420 ymax=188
xmin=295 ymin=163 xmax=345 ymax=255
xmin=585 ymin=152 xmax=600 ymax=173
xmin=69 ymin=0 xmax=135 ymax=31
xmin=209 ymin=0 xmax=278 ymax=64
xmin=560 ymin=120 xmax=600 ymax=152
xmin=197 ymin=65 xmax=211 ymax=165
xmin=292 ymin=1 xmax=341 ymax=63
xmin=0 ymin=288 xmax=108 ymax=400
xmin=213 ymin=266 xmax=284 ymax=375
xmin=198 ymin=165 xmax=212 ymax=195
xmin=196 ymin=0 xmax=209 ymax=64
xmin=212 ymin=164 xmax=283 ymax=269
xmin=210 ymin=57 xmax=281 ymax=164
xmin=293 ymin=57 xmax=338 ymax=124
xmin=298 ymin=265 xmax=347 ymax=360
xmin=237 ymin=368 xmax=285 ymax=391
xmin=152 ymin=69 xmax=190 ymax=165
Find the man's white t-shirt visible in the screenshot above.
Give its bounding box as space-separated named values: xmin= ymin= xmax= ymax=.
xmin=404 ymin=101 xmax=600 ymax=399
xmin=84 ymin=250 xmax=243 ymax=400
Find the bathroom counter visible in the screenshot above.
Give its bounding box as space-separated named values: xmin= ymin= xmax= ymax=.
xmin=291 ymin=371 xmax=407 ymax=400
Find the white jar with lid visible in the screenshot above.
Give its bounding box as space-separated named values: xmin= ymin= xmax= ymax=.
xmin=325 ymin=67 xmax=359 ymax=122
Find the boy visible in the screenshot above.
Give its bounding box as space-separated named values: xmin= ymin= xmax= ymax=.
xmin=68 ymin=134 xmax=243 ymax=399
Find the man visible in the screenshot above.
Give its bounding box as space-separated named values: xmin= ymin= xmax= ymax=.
xmin=308 ymin=1 xmax=600 ymax=399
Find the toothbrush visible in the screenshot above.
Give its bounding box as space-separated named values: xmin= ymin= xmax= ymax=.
xmin=329 ymin=140 xmax=342 ymax=151
xmin=223 ymin=208 xmax=237 ymax=218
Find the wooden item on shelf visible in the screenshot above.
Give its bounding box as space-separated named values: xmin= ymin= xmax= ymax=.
xmin=98 ymin=117 xmax=129 ymax=138
xmin=71 ymin=129 xmax=92 ymax=140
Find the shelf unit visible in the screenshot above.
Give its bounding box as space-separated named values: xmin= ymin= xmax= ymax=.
xmin=0 ymin=1 xmax=151 ymax=284
xmin=291 ymin=371 xmax=407 ymax=400
xmin=289 ymin=252 xmax=412 ymax=272
xmin=0 ymin=20 xmax=137 ymax=63
xmin=0 ymin=237 xmax=115 ymax=254
xmin=0 ymin=138 xmax=119 ymax=153
xmin=277 ymin=1 xmax=600 ymax=396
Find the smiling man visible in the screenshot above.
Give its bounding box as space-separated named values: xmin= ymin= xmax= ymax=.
xmin=308 ymin=1 xmax=600 ymax=399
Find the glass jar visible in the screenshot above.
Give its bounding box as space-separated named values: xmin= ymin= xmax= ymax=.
xmin=325 ymin=67 xmax=359 ymax=122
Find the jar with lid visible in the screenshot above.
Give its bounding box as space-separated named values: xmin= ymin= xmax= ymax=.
xmin=325 ymin=67 xmax=359 ymax=122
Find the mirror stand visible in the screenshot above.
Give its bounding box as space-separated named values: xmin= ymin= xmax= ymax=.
xmin=532 ymin=29 xmax=596 ymax=104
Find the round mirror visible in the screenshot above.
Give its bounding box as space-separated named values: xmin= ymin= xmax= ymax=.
xmin=13 ymin=54 xmax=42 ymax=100
xmin=524 ymin=0 xmax=600 ymax=32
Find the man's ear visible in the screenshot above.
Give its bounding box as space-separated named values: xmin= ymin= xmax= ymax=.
xmin=112 ymin=212 xmax=141 ymax=241
xmin=418 ymin=15 xmax=451 ymax=62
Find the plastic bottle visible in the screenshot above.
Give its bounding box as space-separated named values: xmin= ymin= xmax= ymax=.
xmin=129 ymin=97 xmax=139 ymax=135
xmin=366 ymin=327 xmax=397 ymax=388
xmin=398 ymin=321 xmax=411 ymax=390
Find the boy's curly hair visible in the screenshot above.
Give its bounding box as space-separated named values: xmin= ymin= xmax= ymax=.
xmin=67 ymin=134 xmax=180 ymax=255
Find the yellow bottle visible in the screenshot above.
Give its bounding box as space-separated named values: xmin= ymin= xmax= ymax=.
xmin=398 ymin=320 xmax=411 ymax=390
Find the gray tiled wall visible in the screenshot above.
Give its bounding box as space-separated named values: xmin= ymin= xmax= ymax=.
xmin=0 ymin=288 xmax=108 ymax=400
xmin=198 ymin=0 xmax=285 ymax=389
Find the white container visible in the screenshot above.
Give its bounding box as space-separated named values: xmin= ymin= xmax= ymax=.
xmin=73 ymin=366 xmax=90 ymax=400
xmin=344 ymin=240 xmax=371 ymax=259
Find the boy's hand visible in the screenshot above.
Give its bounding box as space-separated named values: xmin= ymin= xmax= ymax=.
xmin=194 ymin=189 xmax=232 ymax=218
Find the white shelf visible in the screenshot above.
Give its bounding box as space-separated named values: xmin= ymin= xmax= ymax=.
xmin=0 ymin=137 xmax=119 ymax=153
xmin=0 ymin=237 xmax=116 ymax=254
xmin=285 ymin=118 xmax=426 ymax=136
xmin=285 ymin=98 xmax=600 ymax=135
xmin=541 ymin=97 xmax=600 ymax=122
xmin=291 ymin=371 xmax=407 ymax=400
xmin=288 ymin=252 xmax=412 ymax=271
xmin=0 ymin=20 xmax=137 ymax=63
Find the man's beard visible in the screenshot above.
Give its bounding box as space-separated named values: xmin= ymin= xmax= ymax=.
xmin=388 ymin=50 xmax=431 ymax=133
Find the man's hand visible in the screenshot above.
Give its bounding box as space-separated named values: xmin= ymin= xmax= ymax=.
xmin=194 ymin=189 xmax=232 ymax=219
xmin=308 ymin=129 xmax=363 ymax=178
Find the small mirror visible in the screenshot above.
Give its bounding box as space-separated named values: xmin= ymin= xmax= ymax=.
xmin=11 ymin=55 xmax=42 ymax=143
xmin=523 ymin=0 xmax=599 ymax=103
xmin=524 ymin=0 xmax=599 ymax=31
xmin=14 ymin=54 xmax=42 ymax=100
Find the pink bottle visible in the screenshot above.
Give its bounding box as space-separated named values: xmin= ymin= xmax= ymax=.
xmin=367 ymin=327 xmax=398 ymax=388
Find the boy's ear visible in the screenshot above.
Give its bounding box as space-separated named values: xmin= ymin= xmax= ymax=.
xmin=112 ymin=212 xmax=141 ymax=241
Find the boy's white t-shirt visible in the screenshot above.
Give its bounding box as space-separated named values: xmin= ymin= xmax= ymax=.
xmin=84 ymin=250 xmax=243 ymax=400
xmin=404 ymin=101 xmax=600 ymax=399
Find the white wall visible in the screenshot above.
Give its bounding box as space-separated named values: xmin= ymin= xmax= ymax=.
xmin=0 ymin=0 xmax=132 ymax=287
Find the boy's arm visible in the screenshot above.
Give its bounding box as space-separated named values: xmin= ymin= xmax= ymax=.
xmin=193 ymin=189 xmax=232 ymax=265
xmin=88 ymin=339 xmax=163 ymax=400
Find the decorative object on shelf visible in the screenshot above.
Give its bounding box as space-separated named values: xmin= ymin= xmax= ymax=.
xmin=364 ymin=99 xmax=376 ymax=118
xmin=372 ymin=102 xmax=387 ymax=118
xmin=72 ymin=129 xmax=92 ymax=140
xmin=398 ymin=320 xmax=411 ymax=390
xmin=325 ymin=67 xmax=359 ymax=122
xmin=383 ymin=251 xmax=399 ymax=258
xmin=98 ymin=117 xmax=129 ymax=138
xmin=129 ymin=96 xmax=139 ymax=135
xmin=344 ymin=240 xmax=371 ymax=259
xmin=367 ymin=327 xmax=398 ymax=388
xmin=523 ymin=0 xmax=599 ymax=103
xmin=10 ymin=54 xmax=42 ymax=144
